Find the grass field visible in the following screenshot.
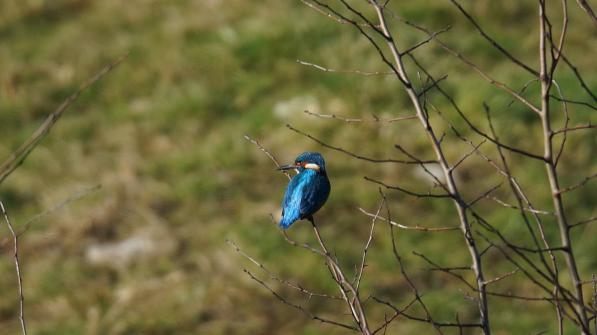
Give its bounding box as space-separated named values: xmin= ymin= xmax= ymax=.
xmin=0 ymin=1 xmax=595 ymax=334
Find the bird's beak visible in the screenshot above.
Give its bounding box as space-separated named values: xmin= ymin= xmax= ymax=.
xmin=277 ymin=163 xmax=297 ymax=171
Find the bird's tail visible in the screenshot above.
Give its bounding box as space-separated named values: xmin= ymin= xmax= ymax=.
xmin=279 ymin=215 xmax=296 ymax=229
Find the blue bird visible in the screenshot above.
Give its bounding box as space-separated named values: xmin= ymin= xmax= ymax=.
xmin=278 ymin=152 xmax=331 ymax=229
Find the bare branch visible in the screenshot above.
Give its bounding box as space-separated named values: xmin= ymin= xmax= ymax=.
xmin=297 ymin=59 xmax=393 ymax=76
xmin=379 ymin=190 xmax=444 ymax=335
xmin=371 ymin=297 xmax=418 ymax=335
xmin=575 ymin=0 xmax=597 ymax=27
xmin=309 ymin=218 xmax=372 ymax=334
xmin=401 ymin=26 xmax=452 ymax=56
xmin=243 ymin=135 xmax=292 ymax=180
xmin=468 ymin=183 xmax=502 ymax=207
xmin=304 ymin=110 xmax=417 ymax=123
xmin=361 ymin=4 xmax=492 ymax=332
xmin=452 ymin=140 xmax=486 ymax=171
xmin=413 ymin=251 xmax=476 ymax=291
xmin=551 ymin=80 xmax=569 ymax=167
xmin=549 ymin=95 xmax=596 ymax=111
xmin=561 ymin=54 xmax=597 ymax=102
xmin=538 ymin=1 xmax=590 ymax=329
xmin=445 ymin=0 xmax=539 ymax=76
xmin=487 ymin=196 xmax=552 ymax=215
xmin=17 ymin=185 xmax=101 ymax=236
xmin=228 ymin=240 xmax=342 ymax=300
xmin=298 ymin=0 xmax=373 ymax=27
xmin=242 ymin=268 xmax=358 ymax=331
xmin=287 ymin=124 xmax=435 ymax=164
xmin=364 ymin=176 xmax=452 ymax=199
xmin=570 ymin=215 xmax=597 ymax=229
xmin=416 ymin=75 xmax=448 ymax=98
xmin=553 ymin=123 xmax=597 ymax=134
xmin=1 ymin=201 xmax=27 ymax=335
xmin=358 ymin=207 xmax=459 ymax=232
xmin=0 ymin=54 xmax=128 ymax=186
xmin=373 ymin=296 xmax=481 ymax=329
xmin=484 ymin=270 xmax=519 ymax=286
xmin=557 ymin=172 xmax=597 ymax=194
xmin=398 ymin=18 xmax=542 ymax=115
xmin=355 ymin=199 xmax=383 ymax=292
xmin=406 ymin=54 xmax=546 ymax=161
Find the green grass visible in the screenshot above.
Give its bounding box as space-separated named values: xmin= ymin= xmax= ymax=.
xmin=0 ymin=0 xmax=595 ymax=334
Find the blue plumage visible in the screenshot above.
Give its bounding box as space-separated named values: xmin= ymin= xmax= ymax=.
xmin=279 ymin=152 xmax=330 ymax=229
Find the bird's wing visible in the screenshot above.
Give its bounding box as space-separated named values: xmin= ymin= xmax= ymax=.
xmin=299 ymin=174 xmax=329 ymax=219
xmin=280 ymin=174 xmax=306 ymax=228
xmin=281 ymin=175 xmax=300 ymax=217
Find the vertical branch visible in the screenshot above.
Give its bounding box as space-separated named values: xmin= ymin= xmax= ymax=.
xmin=380 ymin=191 xmax=444 ymax=334
xmin=310 ymin=218 xmax=372 ymax=335
xmin=484 ymin=105 xmax=565 ymax=332
xmin=592 ymin=274 xmax=597 ymax=334
xmin=355 ymin=199 xmax=383 ymax=292
xmin=538 ymin=1 xmax=590 ymax=332
xmin=575 ymin=0 xmax=597 ymax=27
xmin=367 ymin=3 xmax=491 ymax=333
xmin=0 ymin=201 xmax=28 ymax=335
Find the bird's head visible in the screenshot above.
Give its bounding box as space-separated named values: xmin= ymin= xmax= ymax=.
xmin=277 ymin=152 xmax=326 ymax=174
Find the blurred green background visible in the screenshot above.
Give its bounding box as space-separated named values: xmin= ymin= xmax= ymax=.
xmin=0 ymin=0 xmax=595 ymax=334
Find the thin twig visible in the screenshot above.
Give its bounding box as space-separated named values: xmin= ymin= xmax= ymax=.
xmin=355 ymin=199 xmax=383 ymax=292
xmin=298 ymin=0 xmax=374 ymax=28
xmin=484 ymin=269 xmax=519 ymax=286
xmin=358 ymin=207 xmax=459 ymax=231
xmin=0 ymin=54 xmax=128 ymax=185
xmin=242 ymin=268 xmax=358 ymax=331
xmin=364 ymin=176 xmax=452 ymax=199
xmin=575 ymin=0 xmax=597 ymax=27
xmin=482 ymin=193 xmax=552 ymax=215
xmin=371 ymin=297 xmax=418 ymax=335
xmin=401 ymin=26 xmax=452 ymax=56
xmin=445 ymin=0 xmax=539 ymax=76
xmin=452 ymin=140 xmax=486 ymax=171
xmin=553 ymin=124 xmax=596 ymax=134
xmin=569 ymin=216 xmax=597 ymax=229
xmin=304 ymin=110 xmax=417 ymax=123
xmin=1 ymin=201 xmax=27 ymax=335
xmin=372 ymin=296 xmax=480 ymax=329
xmin=379 ymin=190 xmax=444 ymax=334
xmin=549 ymin=95 xmax=596 ymax=111
xmin=287 ymin=124 xmax=435 ymax=164
xmin=243 ymin=135 xmax=291 ymax=180
xmin=228 ymin=240 xmax=342 ymax=300
xmin=297 ymin=59 xmax=393 ymax=76
xmin=18 ymin=185 xmax=101 ymax=236
xmin=557 ymin=172 xmax=597 ymax=194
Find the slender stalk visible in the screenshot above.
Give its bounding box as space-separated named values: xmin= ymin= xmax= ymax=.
xmin=538 ymin=2 xmax=589 ymax=333
xmin=310 ymin=218 xmax=372 ymax=335
xmin=1 ymin=201 xmax=28 ymax=335
xmin=369 ymin=3 xmax=490 ymax=334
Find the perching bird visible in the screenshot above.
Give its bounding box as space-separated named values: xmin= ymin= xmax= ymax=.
xmin=278 ymin=152 xmax=331 ymax=229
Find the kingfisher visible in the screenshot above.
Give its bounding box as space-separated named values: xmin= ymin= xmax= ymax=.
xmin=277 ymin=152 xmax=331 ymax=229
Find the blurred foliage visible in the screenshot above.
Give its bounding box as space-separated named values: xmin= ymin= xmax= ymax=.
xmin=0 ymin=0 xmax=595 ymax=334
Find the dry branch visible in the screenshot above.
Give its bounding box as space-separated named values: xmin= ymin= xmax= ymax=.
xmin=1 ymin=201 xmax=27 ymax=335
xmin=304 ymin=110 xmax=417 ymax=123
xmin=0 ymin=54 xmax=128 ymax=185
